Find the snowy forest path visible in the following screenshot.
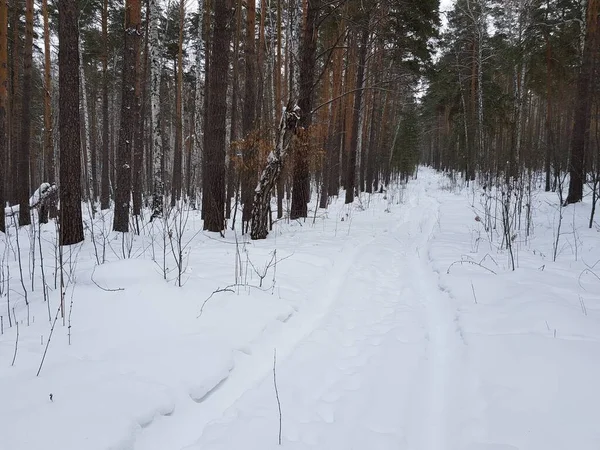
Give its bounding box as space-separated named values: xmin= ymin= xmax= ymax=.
xmin=169 ymin=182 xmax=474 ymax=450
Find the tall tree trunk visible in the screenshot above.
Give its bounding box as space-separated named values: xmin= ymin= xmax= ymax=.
xmin=365 ymin=51 xmax=382 ymax=194
xmin=58 ymin=0 xmax=84 ymax=244
xmin=202 ymin=0 xmax=233 ymax=232
xmin=566 ymin=0 xmax=599 ymax=204
xmin=171 ymin=0 xmax=184 ymax=205
xmin=290 ymin=0 xmax=320 ymax=219
xmin=275 ymin=0 xmax=282 ymax=123
xmin=256 ymin=0 xmax=266 ymax=122
xmin=132 ymin=14 xmax=147 ymax=217
xmin=193 ymin=0 xmax=205 ymax=205
xmin=326 ymin=31 xmax=343 ymax=197
xmin=241 ymin=0 xmax=257 ymax=230
xmin=100 ymin=0 xmax=110 ymax=209
xmin=79 ymin=39 xmax=93 ymax=203
xmin=149 ymin=0 xmax=163 ymax=219
xmin=40 ymin=0 xmax=55 ymax=222
xmin=9 ymin=0 xmax=22 ymax=206
xmin=113 ymin=0 xmax=141 ymax=232
xmin=345 ymin=26 xmax=368 ymax=205
xmin=227 ymin=0 xmax=242 ymax=219
xmin=90 ymin=85 xmax=99 ymax=201
xmin=275 ymin=0 xmax=284 ymax=219
xmin=17 ymin=0 xmax=33 ymax=226
xmin=341 ymin=32 xmax=356 ymax=189
xmin=545 ymin=29 xmax=553 ymax=192
xmin=0 ymin=0 xmax=6 ymax=233
xmin=201 ymin=0 xmax=212 ymax=219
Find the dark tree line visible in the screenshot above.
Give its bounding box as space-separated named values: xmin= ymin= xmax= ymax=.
xmin=0 ymin=0 xmax=442 ymax=241
xmin=421 ymin=0 xmax=599 ymax=222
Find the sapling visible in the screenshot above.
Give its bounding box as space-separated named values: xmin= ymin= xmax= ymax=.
xmin=67 ymin=283 xmax=75 ymax=345
xmin=86 ymin=200 xmax=101 ymax=265
xmin=168 ymin=199 xmax=203 ymax=287
xmin=37 ymin=301 xmax=64 ymax=376
xmin=11 ymin=215 xmax=29 ymax=325
xmin=37 ymin=212 xmax=51 ymax=321
xmin=273 ymin=348 xmax=282 ymax=445
xmin=553 ymin=173 xmax=568 ymax=262
xmin=29 ymin=222 xmax=36 ymax=292
xmin=11 ymin=307 xmax=18 ymax=366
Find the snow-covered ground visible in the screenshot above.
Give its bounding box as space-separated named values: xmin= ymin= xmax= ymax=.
xmin=1 ymin=168 xmax=599 ymax=450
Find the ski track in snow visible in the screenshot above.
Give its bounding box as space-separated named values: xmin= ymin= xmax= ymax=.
xmin=5 ymin=170 xmax=600 ymax=450
xmin=133 ymin=181 xmax=471 ymax=450
xmin=130 ymin=219 xmax=382 ymax=450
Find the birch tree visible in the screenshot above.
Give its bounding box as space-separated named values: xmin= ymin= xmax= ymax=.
xmin=150 ymin=0 xmax=164 ymax=220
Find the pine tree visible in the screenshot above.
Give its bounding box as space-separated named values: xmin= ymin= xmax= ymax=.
xmin=566 ymin=0 xmax=599 ymax=204
xmin=17 ymin=0 xmax=33 ymax=226
xmin=58 ymin=0 xmax=84 ymax=245
xmin=202 ymin=0 xmax=234 ymax=232
xmin=113 ymin=0 xmax=141 ymax=232
xmin=100 ymin=0 xmax=110 ymax=210
xmin=0 ymin=0 xmax=6 ymax=233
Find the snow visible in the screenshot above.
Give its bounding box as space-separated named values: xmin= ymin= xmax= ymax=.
xmin=1 ymin=168 xmax=599 ymax=450
xmin=3 ymin=183 xmax=57 ymax=218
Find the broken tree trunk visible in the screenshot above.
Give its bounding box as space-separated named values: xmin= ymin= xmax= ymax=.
xmin=250 ymin=102 xmax=300 ymax=240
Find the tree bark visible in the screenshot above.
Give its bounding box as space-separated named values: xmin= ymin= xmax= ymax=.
xmin=251 ymin=103 xmax=300 ymax=239
xmin=132 ymin=13 xmax=147 ymax=217
xmin=100 ymin=0 xmax=110 ymax=210
xmin=241 ymin=0 xmax=257 ymax=230
xmin=227 ymin=0 xmax=242 ymax=219
xmin=17 ymin=0 xmax=33 ymax=226
xmin=202 ymin=0 xmax=233 ymax=232
xmin=171 ymin=0 xmax=184 ymax=205
xmin=345 ymin=26 xmax=368 ymax=204
xmin=290 ymin=0 xmax=320 ymax=219
xmin=113 ymin=0 xmax=141 ymax=232
xmin=0 ymin=0 xmax=6 ymax=233
xmin=149 ymin=0 xmax=163 ymax=219
xmin=79 ymin=38 xmax=94 ymax=203
xmin=193 ymin=0 xmax=205 ymax=207
xmin=566 ymin=0 xmax=599 ymax=204
xmin=58 ymin=0 xmax=84 ymax=245
xmin=40 ymin=0 xmax=55 ymax=223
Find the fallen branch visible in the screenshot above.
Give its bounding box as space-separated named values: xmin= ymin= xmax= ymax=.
xmin=578 ymin=268 xmax=600 ymax=290
xmin=447 ymin=260 xmax=497 ymax=275
xmin=197 ymin=283 xmax=271 ymax=318
xmin=90 ymin=266 xmax=125 ymax=292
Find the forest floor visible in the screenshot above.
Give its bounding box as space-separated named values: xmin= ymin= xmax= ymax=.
xmin=1 ymin=168 xmax=599 ymax=450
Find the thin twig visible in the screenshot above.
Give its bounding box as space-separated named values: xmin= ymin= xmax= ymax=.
xmin=471 ymin=281 xmax=477 ymax=304
xmin=273 ymin=348 xmax=282 ymax=446
xmin=11 ymin=308 xmax=19 ymax=366
xmin=197 ymin=286 xmax=236 ymax=318
xmin=37 ymin=302 xmax=63 ymax=377
xmin=447 ymin=260 xmax=497 ymax=275
xmin=578 ymin=268 xmax=600 ymax=291
xmin=90 ymin=266 xmax=125 ymax=292
xmin=197 ymin=283 xmax=271 ymax=318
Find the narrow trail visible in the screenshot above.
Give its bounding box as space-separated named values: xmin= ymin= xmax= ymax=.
xmin=136 ymin=183 xmax=472 ymax=450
